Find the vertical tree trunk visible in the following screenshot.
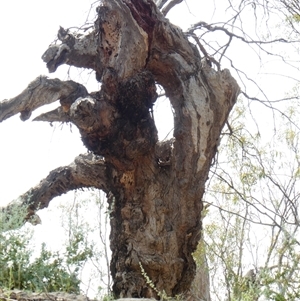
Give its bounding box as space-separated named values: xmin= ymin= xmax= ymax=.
xmin=100 ymin=54 xmax=238 ymax=298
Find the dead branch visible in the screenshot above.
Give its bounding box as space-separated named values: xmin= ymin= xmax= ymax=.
xmin=0 ymin=76 xmax=88 ymax=122
xmin=161 ymin=0 xmax=184 ymax=16
xmin=188 ymin=21 xmax=292 ymax=44
xmin=42 ymin=29 xmax=98 ymax=73
xmin=0 ymin=153 xmax=108 ymax=231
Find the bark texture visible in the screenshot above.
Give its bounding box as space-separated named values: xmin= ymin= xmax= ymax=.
xmin=0 ymin=0 xmax=240 ymax=299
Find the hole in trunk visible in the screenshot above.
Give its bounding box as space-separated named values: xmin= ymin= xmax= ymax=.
xmin=153 ymin=85 xmax=174 ymax=141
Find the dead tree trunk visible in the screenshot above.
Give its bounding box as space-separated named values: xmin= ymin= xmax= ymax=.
xmin=0 ymin=0 xmax=239 ymax=298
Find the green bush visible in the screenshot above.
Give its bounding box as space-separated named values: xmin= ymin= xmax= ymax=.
xmin=0 ymin=229 xmax=80 ymax=293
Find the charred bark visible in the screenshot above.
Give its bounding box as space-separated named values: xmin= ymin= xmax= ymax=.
xmin=0 ymin=0 xmax=240 ymax=298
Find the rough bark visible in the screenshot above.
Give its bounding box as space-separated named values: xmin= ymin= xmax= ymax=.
xmin=0 ymin=0 xmax=240 ymax=299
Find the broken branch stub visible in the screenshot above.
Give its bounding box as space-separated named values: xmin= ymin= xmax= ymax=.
xmin=0 ymin=76 xmax=88 ymax=122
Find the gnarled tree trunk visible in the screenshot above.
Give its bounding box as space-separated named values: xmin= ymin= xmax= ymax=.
xmin=0 ymin=0 xmax=239 ymax=299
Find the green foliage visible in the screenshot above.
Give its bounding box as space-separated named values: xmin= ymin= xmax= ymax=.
xmin=66 ymin=231 xmax=94 ymax=267
xmin=29 ymin=243 xmax=81 ymax=293
xmin=0 ymin=228 xmax=80 ymax=293
xmin=0 ymin=204 xmax=29 ymax=233
xmin=0 ymin=229 xmax=32 ymax=290
xmin=0 ymin=190 xmax=112 ymax=298
xmin=0 ymin=199 xmax=98 ymax=294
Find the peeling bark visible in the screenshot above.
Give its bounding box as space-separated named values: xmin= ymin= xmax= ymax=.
xmin=0 ymin=0 xmax=240 ymax=298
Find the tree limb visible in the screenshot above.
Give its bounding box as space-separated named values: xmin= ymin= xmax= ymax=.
xmin=0 ymin=76 xmax=88 ymax=122
xmin=188 ymin=21 xmax=292 ymax=44
xmin=155 ymin=0 xmax=168 ymax=9
xmin=42 ymin=29 xmax=98 ymax=73
xmin=33 ymin=106 xmax=71 ymax=123
xmin=162 ymin=0 xmax=184 ymax=16
xmin=0 ymin=153 xmax=109 ymax=231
